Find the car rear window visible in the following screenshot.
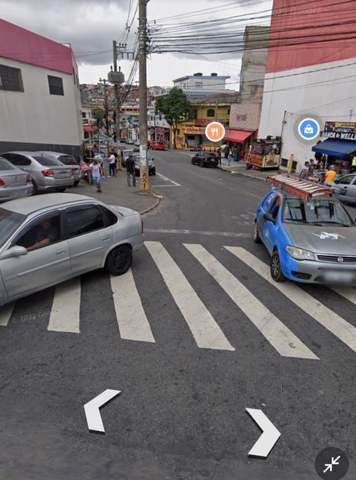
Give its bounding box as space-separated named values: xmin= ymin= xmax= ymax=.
xmin=58 ymin=155 xmax=77 ymax=166
xmin=33 ymin=156 xmax=61 ymax=167
xmin=0 ymin=208 xmax=26 ymax=248
xmin=0 ymin=158 xmax=16 ymax=171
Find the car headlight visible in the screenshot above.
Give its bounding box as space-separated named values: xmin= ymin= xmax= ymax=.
xmin=286 ymin=245 xmax=317 ymax=261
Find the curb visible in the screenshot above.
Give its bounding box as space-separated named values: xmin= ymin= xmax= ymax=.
xmin=139 ymin=191 xmax=163 ymax=215
xmin=230 ymin=171 xmax=267 ymax=182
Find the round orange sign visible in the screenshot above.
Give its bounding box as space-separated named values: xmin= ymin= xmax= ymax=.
xmin=205 ymin=121 xmax=226 ymax=143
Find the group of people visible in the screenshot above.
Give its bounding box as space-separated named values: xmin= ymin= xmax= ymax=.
xmin=299 ymin=158 xmax=346 ymax=185
xmin=86 ymin=151 xmax=137 ymax=193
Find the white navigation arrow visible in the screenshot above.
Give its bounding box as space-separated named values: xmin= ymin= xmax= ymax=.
xmin=246 ymin=408 xmax=281 ymax=458
xmin=84 ymin=389 xmax=121 ymax=433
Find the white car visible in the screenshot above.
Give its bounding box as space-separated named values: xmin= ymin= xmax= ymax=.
xmin=0 ymin=193 xmax=143 ymax=306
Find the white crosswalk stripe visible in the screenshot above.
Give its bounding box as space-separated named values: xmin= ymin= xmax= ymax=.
xmin=333 ymin=287 xmax=356 ymax=305
xmin=185 ymin=244 xmax=318 ymax=360
xmin=111 ymin=270 xmax=155 ymax=343
xmin=47 ymin=278 xmax=81 ymax=333
xmin=145 ymin=241 xmax=235 ymax=351
xmin=227 ymin=247 xmax=356 ymax=353
xmin=0 ymin=303 xmax=14 ymax=327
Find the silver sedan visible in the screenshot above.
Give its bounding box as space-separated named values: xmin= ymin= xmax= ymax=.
xmin=0 ymin=157 xmax=33 ymax=202
xmin=0 ymin=193 xmax=143 ymax=306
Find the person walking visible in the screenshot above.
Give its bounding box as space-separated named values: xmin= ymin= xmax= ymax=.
xmin=109 ymin=152 xmax=116 ymax=177
xmin=227 ymin=149 xmax=234 ymax=166
xmin=126 ymin=154 xmax=136 ymax=187
xmin=90 ymin=158 xmax=102 ymax=192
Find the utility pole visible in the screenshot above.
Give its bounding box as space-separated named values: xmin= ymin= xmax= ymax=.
xmin=138 ymin=0 xmax=149 ymax=192
xmin=99 ymin=78 xmax=110 ymax=138
xmin=113 ymin=41 xmax=119 ymax=143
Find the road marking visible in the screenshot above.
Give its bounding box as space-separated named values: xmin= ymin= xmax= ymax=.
xmin=111 ymin=270 xmax=155 ymax=343
xmin=48 ymin=278 xmax=81 ymax=333
xmin=155 ymin=172 xmax=181 ymax=186
xmin=145 ymin=241 xmax=234 ymax=351
xmin=333 ymin=287 xmax=356 ymax=305
xmin=228 ymin=247 xmax=356 ymax=353
xmin=0 ymin=303 xmax=14 ymax=327
xmin=144 ymin=228 xmax=250 ymax=238
xmin=185 ymin=244 xmax=317 ymax=359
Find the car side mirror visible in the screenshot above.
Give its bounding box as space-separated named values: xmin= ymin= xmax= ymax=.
xmin=0 ymin=245 xmax=28 ymax=260
xmin=264 ymin=213 xmax=276 ymax=224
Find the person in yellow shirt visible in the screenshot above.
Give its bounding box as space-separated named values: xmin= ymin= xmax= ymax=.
xmin=324 ymin=165 xmax=337 ymax=185
xmin=352 ymin=155 xmax=356 ymax=173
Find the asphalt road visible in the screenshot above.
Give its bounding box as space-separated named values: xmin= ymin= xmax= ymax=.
xmin=0 ymin=150 xmax=356 ymax=480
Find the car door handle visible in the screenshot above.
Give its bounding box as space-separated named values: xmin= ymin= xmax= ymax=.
xmin=101 ymin=236 xmax=111 ymax=241
xmin=56 ymin=249 xmax=65 ymax=255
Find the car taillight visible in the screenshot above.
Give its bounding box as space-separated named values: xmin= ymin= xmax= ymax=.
xmin=41 ymin=169 xmax=55 ymax=177
xmin=0 ymin=178 xmax=6 ymax=187
xmin=26 ymin=175 xmax=32 ymax=184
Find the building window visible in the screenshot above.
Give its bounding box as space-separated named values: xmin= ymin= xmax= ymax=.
xmin=0 ymin=65 xmax=24 ymax=92
xmin=48 ymin=75 xmax=64 ymax=96
xmin=82 ymin=112 xmax=86 ymax=119
xmin=207 ymin=109 xmax=215 ymax=117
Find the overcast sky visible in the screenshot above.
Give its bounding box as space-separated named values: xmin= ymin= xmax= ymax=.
xmin=0 ymin=0 xmax=271 ymax=88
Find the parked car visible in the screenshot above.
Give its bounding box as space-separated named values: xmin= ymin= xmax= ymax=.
xmin=254 ymin=180 xmax=356 ymax=285
xmin=191 ymin=152 xmax=218 ymax=168
xmin=149 ymin=142 xmax=166 ymax=151
xmin=332 ymin=173 xmax=356 ymax=205
xmin=1 ymin=152 xmax=74 ymax=194
xmin=0 ymin=193 xmax=144 ymax=306
xmin=0 ymin=157 xmax=33 ymax=202
xmin=36 ymin=151 xmax=81 ymax=186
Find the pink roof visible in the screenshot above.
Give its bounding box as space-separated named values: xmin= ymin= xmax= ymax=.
xmin=0 ymin=18 xmax=73 ymax=75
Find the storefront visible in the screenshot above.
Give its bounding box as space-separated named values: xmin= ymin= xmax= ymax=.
xmin=312 ymin=122 xmax=356 ymax=173
xmin=183 ymin=126 xmax=205 ymax=150
xmin=224 ymin=129 xmax=255 ymax=160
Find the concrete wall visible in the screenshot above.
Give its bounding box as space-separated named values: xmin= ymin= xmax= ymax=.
xmin=259 ymin=57 xmax=356 ymax=168
xmin=240 ymin=26 xmax=269 ymax=103
xmin=0 ymin=56 xmax=82 ymax=152
xmin=230 ymin=103 xmax=261 ymax=131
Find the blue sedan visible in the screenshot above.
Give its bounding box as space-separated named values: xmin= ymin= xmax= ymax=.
xmin=254 ymin=189 xmax=356 ymax=284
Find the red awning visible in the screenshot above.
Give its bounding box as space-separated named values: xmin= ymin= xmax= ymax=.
xmin=225 ymin=129 xmax=253 ymax=144
xmin=83 ymin=125 xmax=97 ymax=134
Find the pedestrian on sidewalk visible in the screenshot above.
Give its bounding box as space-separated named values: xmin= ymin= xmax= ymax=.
xmin=227 ymin=149 xmax=234 ymax=166
xmin=216 ymin=147 xmax=222 ymax=167
xmin=126 ymin=154 xmax=136 ymax=187
xmin=90 ymin=158 xmax=102 ymax=192
xmin=109 ymin=152 xmax=116 ymax=177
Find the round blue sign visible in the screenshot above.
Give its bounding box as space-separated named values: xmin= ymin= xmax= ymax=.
xmin=297 ymin=117 xmax=321 ymax=141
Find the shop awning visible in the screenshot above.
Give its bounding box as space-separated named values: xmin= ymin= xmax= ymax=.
xmin=312 ymin=139 xmax=356 ymax=158
xmin=225 ymin=129 xmax=253 ymax=144
xmin=83 ymin=125 xmax=97 ymax=134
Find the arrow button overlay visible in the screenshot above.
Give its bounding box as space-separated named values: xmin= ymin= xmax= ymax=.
xmin=315 ymin=447 xmax=349 ymax=480
xmin=84 ymin=389 xmax=121 ymax=434
xmin=246 ymin=408 xmax=281 ymax=458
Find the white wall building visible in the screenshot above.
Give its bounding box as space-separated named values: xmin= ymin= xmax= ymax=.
xmin=0 ymin=19 xmax=82 ymax=157
xmin=258 ymin=0 xmax=356 ymax=171
xmin=173 ymin=73 xmax=230 ymax=98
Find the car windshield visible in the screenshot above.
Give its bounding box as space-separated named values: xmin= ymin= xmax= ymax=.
xmin=0 ymin=208 xmax=26 ymax=248
xmin=0 ymin=158 xmax=16 ymax=171
xmin=33 ymin=156 xmax=61 ymax=167
xmin=283 ymin=197 xmax=354 ymax=227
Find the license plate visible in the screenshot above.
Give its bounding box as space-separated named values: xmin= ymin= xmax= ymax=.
xmin=324 ymin=272 xmax=355 ymax=283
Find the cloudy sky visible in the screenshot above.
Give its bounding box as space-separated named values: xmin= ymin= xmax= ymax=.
xmin=0 ymin=0 xmax=271 ymax=87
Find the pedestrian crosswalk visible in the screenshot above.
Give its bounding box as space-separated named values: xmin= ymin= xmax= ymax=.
xmin=1 ymin=241 xmax=356 ymax=362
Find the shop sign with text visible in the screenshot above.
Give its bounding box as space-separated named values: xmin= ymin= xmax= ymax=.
xmin=322 ymin=121 xmax=356 ymax=141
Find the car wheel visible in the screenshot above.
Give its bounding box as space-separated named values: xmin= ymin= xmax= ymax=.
xmin=253 ymin=222 xmax=261 ymax=244
xmin=200 ymin=160 xmax=204 ymax=167
xmin=32 ymin=181 xmax=39 ymax=195
xmin=74 ymin=180 xmax=80 ymax=187
xmin=270 ymin=249 xmax=285 ymax=282
xmin=106 ymin=245 xmax=132 ymax=276
xmin=57 ymin=188 xmax=66 ymax=193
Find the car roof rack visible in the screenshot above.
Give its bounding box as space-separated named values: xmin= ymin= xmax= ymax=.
xmin=267 ymin=174 xmax=333 ymax=201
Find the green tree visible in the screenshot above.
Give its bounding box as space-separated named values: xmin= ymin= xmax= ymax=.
xmin=93 ymin=107 xmax=105 ymax=127
xmin=155 ymin=88 xmax=191 ymax=149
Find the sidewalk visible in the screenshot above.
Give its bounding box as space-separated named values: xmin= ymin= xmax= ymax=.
xmin=218 ymin=160 xmax=279 ymax=182
xmin=72 ymin=171 xmax=162 ymax=215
